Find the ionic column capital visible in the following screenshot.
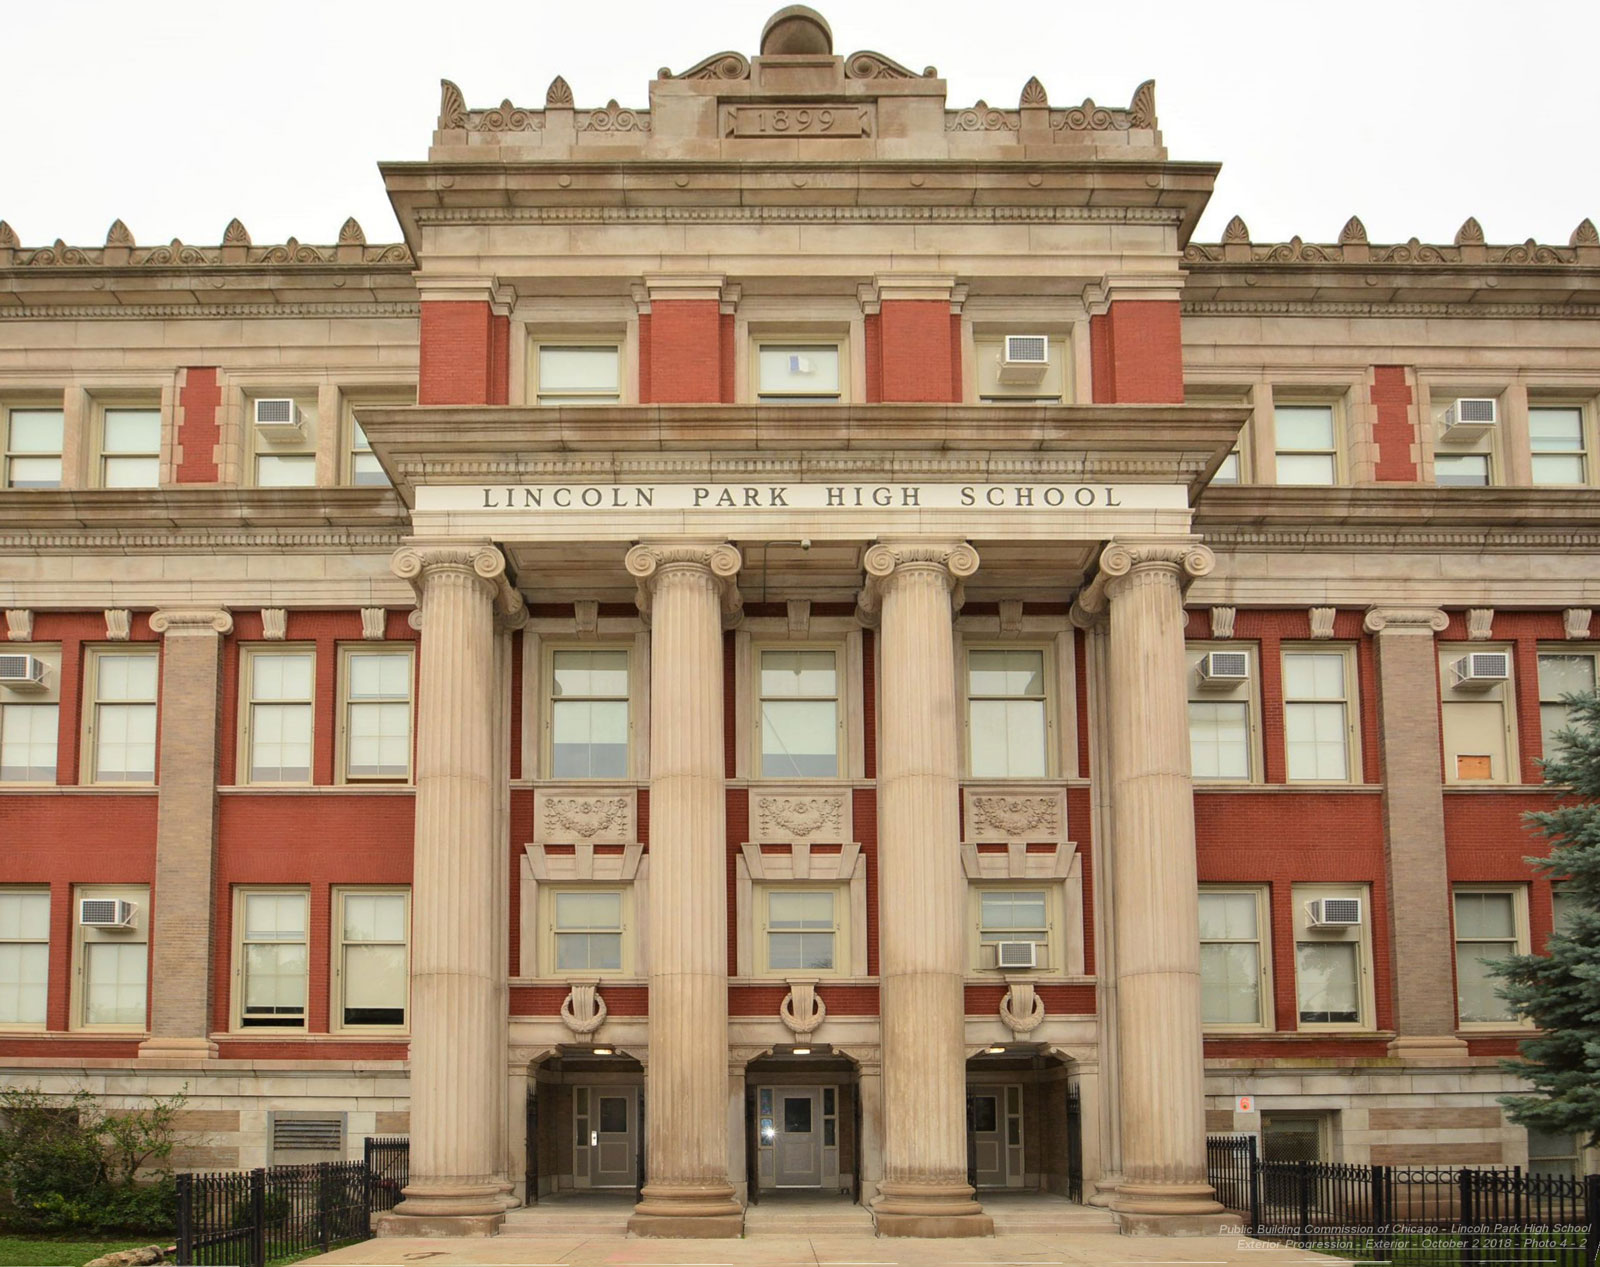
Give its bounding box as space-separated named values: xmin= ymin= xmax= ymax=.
xmin=855 ymin=540 xmax=979 ymax=626
xmin=1363 ymin=606 xmax=1448 ymax=635
xmin=149 ymin=607 xmax=233 ymax=637
xmin=1071 ymin=538 xmax=1214 ymax=626
xmin=392 ymin=541 xmax=526 ymax=628
xmin=625 ymin=541 xmax=743 ymax=627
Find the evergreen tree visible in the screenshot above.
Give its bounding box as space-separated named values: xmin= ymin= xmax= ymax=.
xmin=1492 ymin=691 xmax=1600 ymax=1145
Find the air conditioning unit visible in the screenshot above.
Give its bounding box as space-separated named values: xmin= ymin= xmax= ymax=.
xmin=997 ymin=334 xmax=1050 ymax=384
xmin=1305 ymin=897 xmax=1362 ymax=928
xmin=79 ymin=898 xmax=137 ymax=929
xmin=0 ymin=653 xmax=47 ymax=692
xmin=995 ymin=940 xmax=1038 ymax=970
xmin=1196 ymin=651 xmax=1251 ymax=688
xmin=1441 ymin=397 xmax=1497 ymax=443
xmin=1451 ymin=652 xmax=1511 ymax=690
xmin=253 ymin=398 xmax=305 ymax=443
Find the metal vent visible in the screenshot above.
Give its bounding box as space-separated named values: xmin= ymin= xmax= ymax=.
xmin=272 ymin=1117 xmax=343 ymax=1150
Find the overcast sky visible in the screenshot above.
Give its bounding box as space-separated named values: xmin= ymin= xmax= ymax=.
xmin=3 ymin=0 xmax=1597 ymax=250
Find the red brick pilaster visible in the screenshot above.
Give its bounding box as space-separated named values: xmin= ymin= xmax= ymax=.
xmin=1089 ymin=299 xmax=1184 ymax=403
xmin=418 ymin=300 xmax=508 ymax=405
xmin=175 ymin=368 xmax=221 ymax=484
xmin=879 ymin=300 xmax=957 ymax=402
xmin=1371 ymin=365 xmax=1418 ymax=481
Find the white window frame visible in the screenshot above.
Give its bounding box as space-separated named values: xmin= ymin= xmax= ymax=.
xmin=70 ymin=883 xmax=149 ymax=1033
xmin=237 ymin=645 xmax=316 ymax=786
xmin=1428 ymin=387 xmax=1502 ymax=487
xmin=1527 ymin=402 xmax=1591 ymax=487
xmin=2 ymin=402 xmax=66 ymax=490
xmin=543 ymin=642 xmax=635 ymax=781
xmin=753 ymin=641 xmax=847 ymax=781
xmin=95 ymin=401 xmax=163 ymax=490
xmin=342 ymin=390 xmax=412 ymax=487
xmin=232 ymin=887 xmax=311 ymax=1032
xmin=1291 ymin=882 xmax=1375 ymax=1032
xmin=1271 ymin=400 xmax=1343 ymax=486
xmin=246 ymin=392 xmax=318 ymax=489
xmin=1439 ymin=642 xmax=1519 ymax=785
xmin=0 ymin=644 xmax=61 ymax=786
xmin=82 ymin=646 xmax=160 ymax=786
xmin=1186 ymin=642 xmax=1262 ymax=784
xmin=330 ymin=886 xmax=410 ymax=1033
xmin=963 ymin=643 xmax=1056 ymax=779
xmin=1198 ymin=885 xmax=1273 ymax=1032
xmin=755 ymin=883 xmax=849 ymax=978
xmin=541 ymin=884 xmax=632 ymax=978
xmin=1452 ymin=884 xmax=1531 ymax=1030
xmin=974 ymin=333 xmax=1068 ymax=405
xmin=969 ymin=883 xmax=1060 ymax=975
xmin=337 ymin=644 xmax=414 ymax=785
xmin=1536 ymin=645 xmax=1598 ymax=761
xmin=753 ymin=338 xmax=848 ymax=403
xmin=0 ymin=887 xmax=51 ymax=1031
xmin=1281 ymin=644 xmax=1361 ymax=784
xmin=531 ymin=340 xmax=623 ymax=406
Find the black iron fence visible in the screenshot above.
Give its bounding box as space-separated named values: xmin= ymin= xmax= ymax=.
xmin=1207 ymin=1134 xmax=1600 ymax=1266
xmin=176 ymin=1139 xmax=410 ymax=1267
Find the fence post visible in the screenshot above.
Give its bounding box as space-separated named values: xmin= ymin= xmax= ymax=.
xmin=250 ymin=1168 xmax=266 ymax=1267
xmin=1369 ymin=1163 xmax=1386 ymax=1262
xmin=1296 ymin=1159 xmax=1311 ymax=1248
xmin=1248 ymin=1134 xmax=1260 ymax=1235
xmin=175 ymin=1173 xmax=192 ymax=1266
xmin=1583 ymin=1172 xmax=1598 ymax=1267
xmin=1458 ymin=1168 xmax=1474 ymax=1267
xmin=317 ymin=1161 xmax=331 ymax=1251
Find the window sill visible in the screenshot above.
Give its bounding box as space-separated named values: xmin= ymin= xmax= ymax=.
xmin=213 ymin=1030 xmax=408 ymax=1044
xmin=219 ymin=784 xmax=415 ymax=795
xmin=0 ymin=785 xmax=157 ymax=796
xmin=1194 ymin=783 xmax=1381 ymax=794
xmin=514 ymin=976 xmax=646 ymax=987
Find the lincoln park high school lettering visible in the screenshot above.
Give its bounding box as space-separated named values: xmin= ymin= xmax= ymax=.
xmin=474 ymin=483 xmax=1133 ymax=510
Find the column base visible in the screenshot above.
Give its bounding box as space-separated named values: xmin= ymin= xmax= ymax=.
xmin=374 ymin=1212 xmax=504 ymax=1238
xmin=1087 ymin=1174 xmax=1123 ymax=1208
xmin=135 ymin=1036 xmax=217 ymax=1063
xmin=1117 ymin=1210 xmax=1245 ymax=1236
xmin=629 ymin=1183 xmax=744 ymax=1238
xmin=871 ymin=1181 xmax=992 ymax=1238
xmin=1387 ymin=1034 xmax=1472 ymax=1063
xmin=389 ymin=1181 xmax=510 ymax=1226
xmin=1112 ymin=1182 xmax=1238 ymax=1236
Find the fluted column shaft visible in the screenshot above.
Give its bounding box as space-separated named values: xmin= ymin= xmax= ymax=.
xmin=390 ymin=544 xmax=508 ymax=1224
xmin=1098 ymin=541 xmax=1226 ymax=1226
xmin=866 ymin=541 xmax=990 ymax=1237
xmin=627 ymin=542 xmax=743 ymax=1236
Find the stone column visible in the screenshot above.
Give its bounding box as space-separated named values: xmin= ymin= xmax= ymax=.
xmin=381 ymin=543 xmax=521 ymax=1235
xmin=1364 ymin=607 xmax=1469 ymax=1061
xmin=139 ymin=607 xmax=232 ymax=1062
xmin=859 ymin=541 xmax=991 ymax=1238
xmin=1076 ymin=540 xmax=1237 ymax=1235
xmin=625 ymin=542 xmax=744 ymax=1237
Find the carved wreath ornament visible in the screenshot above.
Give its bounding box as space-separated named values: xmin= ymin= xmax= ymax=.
xmin=542 ymin=796 xmax=628 ymax=839
xmin=969 ymin=796 xmax=1059 ymax=838
xmin=757 ymin=797 xmax=842 ymax=840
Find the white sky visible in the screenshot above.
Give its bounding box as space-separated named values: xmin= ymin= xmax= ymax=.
xmin=2 ymin=0 xmax=1597 ymax=250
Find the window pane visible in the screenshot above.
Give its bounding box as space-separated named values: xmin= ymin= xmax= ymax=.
xmin=1213 ymin=451 xmax=1240 ymax=485
xmin=243 ymin=943 xmax=307 ymax=1017
xmin=102 ymin=456 xmax=160 ymax=488
xmin=343 ymin=894 xmax=406 ymax=943
xmin=103 ymin=409 xmax=160 ymax=454
xmin=1295 ymin=941 xmax=1359 ymax=1023
xmin=1275 ymin=406 xmax=1335 ymax=451
xmin=758 ymin=346 xmax=840 ymax=397
xmin=1529 ymin=408 xmax=1583 ymax=451
xmin=552 ymin=699 xmax=628 ymax=777
xmin=256 ymin=454 xmax=317 ymax=487
xmin=969 ymin=650 xmax=1045 ymax=698
xmin=767 ymin=931 xmax=835 ymax=970
xmin=343 ymin=942 xmax=406 ymax=1021
xmin=760 ymin=650 xmax=837 ymax=698
xmin=352 ymin=452 xmax=389 ymax=486
xmin=1199 ymin=892 xmax=1257 ymax=941
xmin=1456 ymin=941 xmax=1515 ymax=1023
xmin=1435 ymin=454 xmax=1490 ymax=487
xmin=769 ymin=891 xmax=833 ymax=929
xmin=0 ymin=943 xmax=47 ymax=1025
xmin=251 ymin=701 xmax=312 ymax=783
xmin=1188 ymin=701 xmax=1249 ymax=779
xmin=552 ymin=649 xmax=629 ymax=698
xmin=1531 ymin=453 xmax=1586 ymax=485
xmin=349 ymin=652 xmax=409 ymax=700
xmin=599 ymin=1097 xmax=628 ymax=1134
xmin=1 ymin=703 xmax=58 ymax=782
xmin=539 ymin=347 xmax=620 ymax=395
xmin=1285 ymin=701 xmax=1349 ymax=781
xmin=1200 ymin=942 xmax=1261 ymax=1025
xmin=0 ymin=892 xmax=50 ymax=941
xmin=6 ymin=456 xmax=62 ymax=488
xmin=761 ymin=699 xmax=838 ymax=777
xmin=1552 ymin=888 xmax=1576 ymax=935
xmin=8 ymin=410 xmax=64 ymax=453
xmin=1455 ymin=891 xmax=1515 ymax=940
xmin=1538 ymin=654 xmax=1596 ymax=700
xmin=784 ymin=1097 xmax=813 ymax=1134
xmin=99 ymin=653 xmax=158 ymax=703
xmin=555 ymin=931 xmax=622 ymax=971
xmin=1276 ymin=453 xmax=1337 ymax=486
xmin=1284 ymin=653 xmax=1344 ymax=701
xmin=95 ymin=703 xmax=157 ymax=782
xmin=84 ymin=941 xmax=147 ymax=1026
xmin=245 ymin=893 xmax=307 ymax=940
xmin=554 ymin=891 xmax=622 ymax=930
xmin=979 ymin=890 xmax=1047 ymax=938
xmin=348 ymin=701 xmax=410 ymax=778
xmin=968 ymin=698 xmax=1047 ymax=778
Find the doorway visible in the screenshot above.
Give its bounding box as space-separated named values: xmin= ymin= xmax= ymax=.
xmin=967 ymin=1084 xmax=1024 ymax=1189
xmin=576 ymin=1085 xmax=638 ymax=1189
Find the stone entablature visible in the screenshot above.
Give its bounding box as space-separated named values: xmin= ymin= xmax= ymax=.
xmin=0 ymin=218 xmax=411 ymax=271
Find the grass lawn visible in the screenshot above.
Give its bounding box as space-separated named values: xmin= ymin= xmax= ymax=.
xmin=0 ymin=1237 xmax=168 ymax=1267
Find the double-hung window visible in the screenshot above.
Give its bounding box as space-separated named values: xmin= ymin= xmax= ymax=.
xmin=966 ymin=648 xmax=1049 ymax=778
xmin=1273 ymin=404 xmax=1338 ymax=485
xmin=0 ymin=890 xmax=50 ymax=1028
xmin=1528 ymin=1129 xmax=1582 ymax=1178
xmin=764 ymin=890 xmax=839 ymax=973
xmin=342 ymin=647 xmax=412 ymax=782
xmin=1199 ymin=888 xmax=1269 ymax=1028
xmin=3 ymin=407 xmax=64 ymax=489
xmin=551 ymin=890 xmax=624 ymax=973
xmin=1537 ymin=650 xmax=1597 ymax=758
xmin=348 ymin=423 xmax=387 ymax=486
xmin=86 ymin=649 xmax=159 ymax=784
xmin=1283 ymin=648 xmax=1357 ymax=782
xmin=1440 ymin=644 xmax=1517 ymax=783
xmin=549 ymin=649 xmax=629 ymax=778
xmin=243 ymin=649 xmax=314 ymax=784
xmin=1529 ymin=407 xmax=1587 ymax=486
xmin=1454 ymin=887 xmax=1526 ymax=1026
xmin=0 ymin=648 xmax=60 ymax=784
xmin=334 ymin=889 xmax=408 ymax=1029
xmin=250 ymin=395 xmax=316 ymax=488
xmin=535 ymin=346 xmax=621 ymax=405
xmin=1187 ymin=645 xmax=1256 ymax=781
xmin=1293 ymin=884 xmax=1370 ymax=1028
xmin=100 ymin=408 xmax=161 ymax=488
xmin=977 ymin=889 xmax=1050 ymax=970
xmin=75 ymin=885 xmax=148 ymax=1029
xmin=238 ymin=890 xmax=308 ymax=1029
xmin=756 ymin=344 xmax=842 ymax=402
xmin=758 ymin=648 xmax=841 ymax=778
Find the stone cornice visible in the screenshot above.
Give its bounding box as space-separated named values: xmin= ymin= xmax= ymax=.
xmin=1182 ymin=299 xmax=1600 ymax=320
xmin=0 ymin=301 xmax=421 ymax=322
xmin=0 ymin=488 xmax=410 ymax=543
xmin=407 ymin=202 xmax=1187 ymax=226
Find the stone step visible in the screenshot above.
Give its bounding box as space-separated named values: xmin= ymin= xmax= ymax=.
xmin=499 ymin=1205 xmax=633 ymax=1235
xmin=743 ymin=1202 xmax=876 ymax=1236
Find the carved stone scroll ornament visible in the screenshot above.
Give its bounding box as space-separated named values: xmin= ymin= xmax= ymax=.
xmin=149 ymin=608 xmax=233 ymax=637
xmin=542 ymin=796 xmax=629 ymax=841
xmin=1467 ymin=608 xmax=1495 ymax=641
xmin=392 ymin=544 xmax=525 ymax=631
xmin=625 ymin=542 xmax=742 ymax=627
xmin=104 ymin=609 xmax=132 ymax=641
xmin=999 ymin=981 xmax=1046 ymax=1035
xmin=1309 ymin=607 xmax=1337 ymax=640
xmin=1564 ymin=609 xmax=1593 ymax=640
xmin=1209 ymin=605 xmax=1236 ymax=639
xmin=968 ymin=795 xmax=1060 ymax=840
xmin=757 ymin=796 xmax=842 ymax=841
xmin=4 ymin=610 xmax=32 ymax=641
xmin=780 ymin=980 xmax=827 ymax=1036
xmin=856 ymin=541 xmax=979 ymax=626
xmin=560 ymin=982 xmax=607 ymax=1036
xmin=1072 ymin=541 xmax=1215 ymax=628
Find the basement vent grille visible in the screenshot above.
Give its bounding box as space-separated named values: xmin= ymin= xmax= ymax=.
xmin=272 ymin=1118 xmax=343 ymax=1151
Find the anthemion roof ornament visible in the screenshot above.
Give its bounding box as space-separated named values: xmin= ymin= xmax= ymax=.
xmin=221 ymin=217 xmax=250 ymax=245
xmin=1455 ymin=216 xmax=1485 ymax=246
xmin=337 ymin=217 xmax=365 ymax=245
xmin=1221 ymin=215 xmax=1250 ymax=243
xmin=1019 ymin=76 xmax=1048 ymax=107
xmin=438 ymin=77 xmax=466 ymax=129
xmin=105 ymin=219 xmax=135 ymax=248
xmin=1573 ymin=218 xmax=1599 ymax=247
xmin=545 ymin=75 xmax=573 ymax=107
xmin=1338 ymin=215 xmax=1368 ymax=244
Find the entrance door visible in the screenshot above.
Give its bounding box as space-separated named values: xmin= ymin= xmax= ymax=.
xmin=773 ymin=1089 xmax=822 ymax=1187
xmin=576 ymin=1086 xmax=637 ymax=1188
xmin=968 ymin=1088 xmax=1007 ymax=1188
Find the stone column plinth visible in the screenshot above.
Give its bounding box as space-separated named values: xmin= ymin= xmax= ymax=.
xmin=381 ymin=543 xmax=520 ymax=1236
xmin=626 ymin=542 xmax=744 ymax=1238
xmin=1078 ymin=540 xmax=1239 ymax=1236
xmin=139 ymin=607 xmax=231 ymax=1063
xmin=1364 ymin=607 xmax=1470 ymax=1062
xmin=860 ymin=541 xmax=992 ymax=1238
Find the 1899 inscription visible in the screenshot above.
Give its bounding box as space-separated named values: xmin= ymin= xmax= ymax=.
xmin=725 ymin=103 xmax=873 ymax=138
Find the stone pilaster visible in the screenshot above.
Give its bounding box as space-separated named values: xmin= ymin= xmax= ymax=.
xmin=138 ymin=607 xmax=231 ymax=1062
xmin=625 ymin=542 xmax=744 ymax=1237
xmin=380 ymin=543 xmax=521 ymax=1235
xmin=1075 ymin=540 xmax=1237 ymax=1235
xmin=1363 ymin=607 xmax=1469 ymax=1061
xmin=859 ymin=540 xmax=992 ymax=1238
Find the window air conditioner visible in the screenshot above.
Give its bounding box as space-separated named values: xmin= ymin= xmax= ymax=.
xmin=995 ymin=940 xmax=1038 ymax=970
xmin=1196 ymin=651 xmax=1251 ymax=688
xmin=1441 ymin=398 xmax=1497 ymax=443
xmin=1305 ymin=897 xmax=1362 ymax=928
xmin=997 ymin=334 xmax=1050 ymax=384
xmin=0 ymin=653 xmax=47 ymax=692
xmin=79 ymin=899 xmax=137 ymax=929
xmin=1451 ymin=652 xmax=1511 ymax=690
xmin=253 ymin=398 xmax=306 ymax=443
